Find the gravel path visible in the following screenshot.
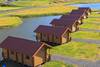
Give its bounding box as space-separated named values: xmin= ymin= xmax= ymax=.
xmin=80 ymin=28 xmax=100 ymax=32
xmin=51 ymin=54 xmax=100 ymax=67
xmin=72 ymin=38 xmax=100 ymax=45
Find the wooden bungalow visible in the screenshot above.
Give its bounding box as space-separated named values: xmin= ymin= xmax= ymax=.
xmin=50 ymin=17 xmax=80 ymax=32
xmin=34 ymin=25 xmax=71 ymax=45
xmin=78 ymin=7 xmax=92 ymax=15
xmin=0 ymin=36 xmax=51 ymax=67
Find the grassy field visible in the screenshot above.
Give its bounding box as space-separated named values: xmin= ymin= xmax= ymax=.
xmin=83 ymin=12 xmax=100 ymax=23
xmin=72 ymin=31 xmax=100 ymax=40
xmin=80 ymin=23 xmax=100 ymax=30
xmin=42 ymin=61 xmax=77 ymax=67
xmin=83 ymin=18 xmax=100 ymax=23
xmin=0 ymin=5 xmax=77 ymax=17
xmin=89 ymin=12 xmax=100 ymax=17
xmin=0 ymin=0 xmax=4 ymax=3
xmin=0 ymin=7 xmax=22 ymax=11
xmin=0 ymin=17 xmax=22 ymax=28
xmin=11 ymin=1 xmax=50 ymax=7
xmin=80 ymin=11 xmax=100 ymax=30
xmin=83 ymin=12 xmax=100 ymax=22
xmin=10 ymin=0 xmax=100 ymax=7
xmin=10 ymin=0 xmax=68 ymax=7
xmin=64 ymin=0 xmax=100 ymax=4
xmin=50 ymin=41 xmax=100 ymax=61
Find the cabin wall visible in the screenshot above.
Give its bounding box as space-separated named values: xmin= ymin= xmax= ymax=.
xmin=41 ymin=34 xmax=48 ymax=42
xmin=36 ymin=33 xmax=41 ymax=41
xmin=9 ymin=50 xmax=16 ymax=61
xmin=76 ymin=22 xmax=79 ymax=30
xmin=72 ymin=24 xmax=76 ymax=32
xmin=67 ymin=31 xmax=71 ymax=42
xmin=61 ymin=31 xmax=70 ymax=43
xmin=34 ymin=47 xmax=46 ymax=67
xmin=48 ymin=35 xmax=53 ymax=42
xmin=23 ymin=55 xmax=33 ymax=66
xmin=46 ymin=49 xmax=50 ymax=61
xmin=52 ymin=25 xmax=56 ymax=27
xmin=61 ymin=36 xmax=67 ymax=44
xmin=54 ymin=36 xmax=61 ymax=44
xmin=17 ymin=52 xmax=23 ymax=63
xmin=36 ymin=32 xmax=61 ymax=44
xmin=2 ymin=49 xmax=34 ymax=66
xmin=2 ymin=48 xmax=9 ymax=59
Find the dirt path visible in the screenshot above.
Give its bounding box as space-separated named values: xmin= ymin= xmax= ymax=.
xmin=51 ymin=54 xmax=100 ymax=67
xmin=72 ymin=38 xmax=100 ymax=45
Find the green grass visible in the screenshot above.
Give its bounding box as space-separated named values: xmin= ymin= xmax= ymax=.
xmin=10 ymin=0 xmax=100 ymax=7
xmin=0 ymin=17 xmax=22 ymax=28
xmin=89 ymin=12 xmax=100 ymax=17
xmin=64 ymin=0 xmax=100 ymax=4
xmin=0 ymin=7 xmax=22 ymax=11
xmin=80 ymin=11 xmax=100 ymax=30
xmin=42 ymin=61 xmax=77 ymax=67
xmin=80 ymin=21 xmax=100 ymax=30
xmin=83 ymin=12 xmax=100 ymax=23
xmin=10 ymin=0 xmax=100 ymax=8
xmin=0 ymin=0 xmax=4 ymax=3
xmin=11 ymin=1 xmax=50 ymax=7
xmin=50 ymin=41 xmax=100 ymax=61
xmin=1 ymin=0 xmax=100 ymax=6
xmin=71 ymin=31 xmax=100 ymax=40
xmin=83 ymin=18 xmax=100 ymax=23
xmin=0 ymin=5 xmax=77 ymax=17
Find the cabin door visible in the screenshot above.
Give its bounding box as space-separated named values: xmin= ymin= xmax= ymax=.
xmin=17 ymin=53 xmax=23 ymax=63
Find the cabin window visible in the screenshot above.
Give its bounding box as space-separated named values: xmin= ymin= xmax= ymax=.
xmin=11 ymin=51 xmax=14 ymax=54
xmin=26 ymin=56 xmax=30 ymax=59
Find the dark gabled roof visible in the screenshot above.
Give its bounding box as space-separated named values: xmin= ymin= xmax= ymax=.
xmin=50 ymin=9 xmax=87 ymax=28
xmin=34 ymin=25 xmax=69 ymax=37
xmin=50 ymin=14 xmax=80 ymax=27
xmin=60 ymin=14 xmax=83 ymax=20
xmin=70 ymin=10 xmax=87 ymax=15
xmin=50 ymin=19 xmax=59 ymax=25
xmin=78 ymin=7 xmax=91 ymax=11
xmin=0 ymin=36 xmax=50 ymax=57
